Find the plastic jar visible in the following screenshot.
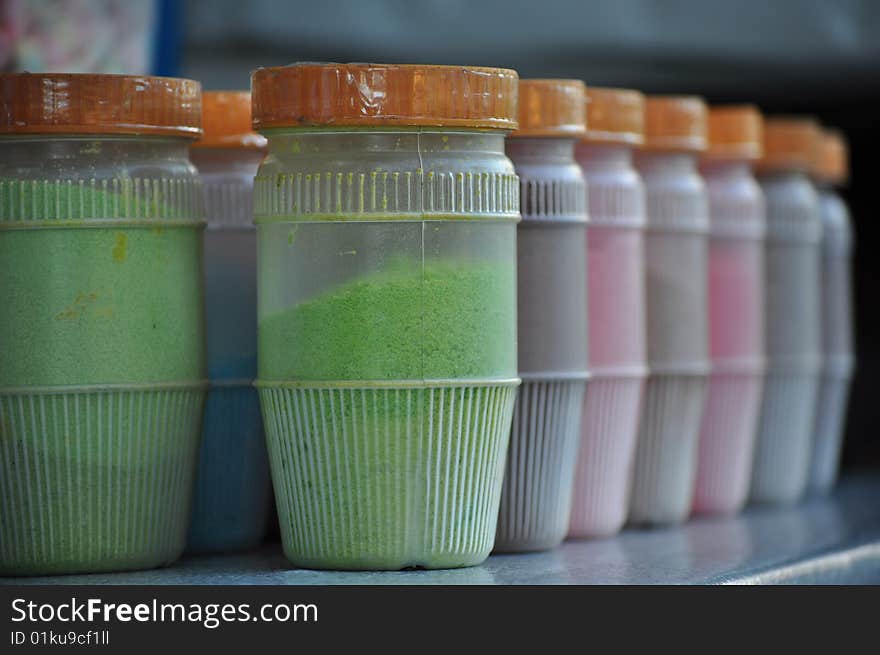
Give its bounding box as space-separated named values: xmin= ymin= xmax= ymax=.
xmin=751 ymin=118 xmax=822 ymax=504
xmin=187 ymin=92 xmax=271 ymax=554
xmin=808 ymin=129 xmax=854 ymax=493
xmin=692 ymin=106 xmax=766 ymax=515
xmin=630 ymin=96 xmax=709 ymax=525
xmin=570 ymin=87 xmax=647 ymax=537
xmin=0 ymin=74 xmax=206 ymax=575
xmin=251 ymin=63 xmax=520 ymax=570
xmin=495 ymin=80 xmax=588 ymax=552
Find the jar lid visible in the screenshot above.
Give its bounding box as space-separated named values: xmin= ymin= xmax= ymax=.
xmin=582 ymin=87 xmax=645 ymax=146
xmin=813 ymin=128 xmax=848 ymax=186
xmin=758 ymin=116 xmax=820 ymax=173
xmin=251 ymin=62 xmax=519 ymax=130
xmin=0 ymin=73 xmax=202 ymax=138
xmin=643 ymin=95 xmax=707 ymax=153
xmin=511 ymin=79 xmax=586 ymax=137
xmin=705 ymin=105 xmax=763 ymax=161
xmin=193 ymin=91 xmax=267 ymax=149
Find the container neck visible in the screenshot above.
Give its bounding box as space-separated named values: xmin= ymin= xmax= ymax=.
xmin=261 ymin=128 xmax=507 ymax=157
xmin=190 ymin=147 xmax=266 ymax=174
xmin=635 ymin=150 xmax=698 ymax=174
xmin=0 ymin=135 xmax=192 ymax=168
xmin=700 ymin=159 xmax=754 ymax=180
xmin=758 ymin=168 xmax=812 ymax=185
xmin=575 ymin=142 xmax=634 ymax=171
xmin=505 ymin=137 xmax=577 ymax=164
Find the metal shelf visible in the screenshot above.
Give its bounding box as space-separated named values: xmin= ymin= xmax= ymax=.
xmin=5 ymin=474 xmax=880 ymax=585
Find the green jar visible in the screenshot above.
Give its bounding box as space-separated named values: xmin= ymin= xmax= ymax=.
xmin=252 ymin=63 xmax=521 ymax=570
xmin=0 ymin=73 xmax=207 ymax=575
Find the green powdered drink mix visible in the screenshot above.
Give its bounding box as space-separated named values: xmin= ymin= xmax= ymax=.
xmin=252 ymin=62 xmax=521 ymax=571
xmin=259 ymin=256 xmax=517 ymax=569
xmin=259 ymin=258 xmax=515 ymax=381
xmin=0 ymin=179 xmax=205 ymax=575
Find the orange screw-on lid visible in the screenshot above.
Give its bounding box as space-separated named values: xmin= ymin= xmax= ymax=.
xmin=0 ymin=73 xmax=201 ymax=138
xmin=643 ymin=95 xmax=707 ymax=153
xmin=814 ymin=128 xmax=849 ymax=186
xmin=251 ymin=62 xmax=519 ymax=131
xmin=582 ymin=87 xmax=645 ymax=146
xmin=511 ymin=79 xmax=586 ymax=138
xmin=705 ymin=105 xmax=763 ymax=161
xmin=193 ymin=91 xmax=267 ymax=149
xmin=758 ymin=117 xmax=820 ymax=173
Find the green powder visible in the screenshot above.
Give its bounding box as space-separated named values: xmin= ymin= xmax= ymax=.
xmin=258 ymin=258 xmax=518 ymax=569
xmin=259 ymin=259 xmax=517 ymax=382
xmin=0 ymin=181 xmax=205 ymax=574
xmin=0 ymin=181 xmax=204 ymax=387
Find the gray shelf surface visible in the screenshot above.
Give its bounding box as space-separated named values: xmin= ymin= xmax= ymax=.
xmin=5 ymin=474 xmax=880 ymax=585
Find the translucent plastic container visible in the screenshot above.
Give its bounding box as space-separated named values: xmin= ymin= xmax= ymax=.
xmin=809 ymin=129 xmax=855 ymax=493
xmin=251 ymin=63 xmax=520 ymax=570
xmin=751 ymin=118 xmax=822 ymax=505
xmin=693 ymin=106 xmax=766 ymax=515
xmin=570 ymin=87 xmax=647 ymax=538
xmin=496 ymin=80 xmax=588 ymax=552
xmin=630 ymin=96 xmax=709 ymax=525
xmin=187 ymin=92 xmax=271 ymax=554
xmin=0 ymin=73 xmax=206 ymax=575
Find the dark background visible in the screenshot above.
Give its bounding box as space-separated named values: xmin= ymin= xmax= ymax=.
xmin=4 ymin=0 xmax=877 ymax=470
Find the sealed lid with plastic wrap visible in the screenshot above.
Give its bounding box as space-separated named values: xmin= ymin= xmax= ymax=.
xmin=813 ymin=128 xmax=849 ymax=187
xmin=758 ymin=116 xmax=820 ymax=173
xmin=705 ymin=105 xmax=763 ymax=161
xmin=251 ymin=62 xmax=519 ymax=130
xmin=583 ymin=87 xmax=645 ymax=146
xmin=511 ymin=79 xmax=586 ymax=138
xmin=642 ymin=95 xmax=707 ymax=153
xmin=193 ymin=91 xmax=266 ymax=149
xmin=0 ymin=72 xmax=202 ymax=138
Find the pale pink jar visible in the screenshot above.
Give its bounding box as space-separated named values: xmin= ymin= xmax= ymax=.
xmin=693 ymin=106 xmax=766 ymax=515
xmin=570 ymin=87 xmax=647 ymax=537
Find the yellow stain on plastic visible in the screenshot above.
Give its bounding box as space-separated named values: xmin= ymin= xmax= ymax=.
xmin=56 ymin=291 xmax=99 ymax=321
xmin=112 ymin=233 xmax=128 ymax=263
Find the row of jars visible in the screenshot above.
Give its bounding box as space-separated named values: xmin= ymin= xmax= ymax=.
xmin=0 ymin=65 xmax=853 ymax=575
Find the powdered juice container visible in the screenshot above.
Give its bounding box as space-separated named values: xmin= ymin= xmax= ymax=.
xmin=808 ymin=129 xmax=854 ymax=494
xmin=496 ymin=79 xmax=588 ymax=552
xmin=187 ymin=91 xmax=271 ymax=553
xmin=630 ymin=96 xmax=709 ymax=525
xmin=251 ymin=63 xmax=520 ymax=570
xmin=570 ymin=87 xmax=647 ymax=537
xmin=0 ymin=73 xmax=206 ymax=575
xmin=693 ymin=106 xmax=766 ymax=515
xmin=751 ymin=117 xmax=822 ymax=504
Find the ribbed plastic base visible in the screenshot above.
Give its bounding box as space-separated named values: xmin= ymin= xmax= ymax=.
xmin=750 ymin=374 xmax=819 ymax=505
xmin=187 ymin=386 xmax=270 ymax=554
xmin=809 ymin=375 xmax=852 ymax=495
xmin=0 ymin=387 xmax=204 ymax=576
xmin=693 ymin=372 xmax=763 ymax=515
xmin=494 ymin=379 xmax=586 ymax=552
xmin=259 ymin=383 xmax=517 ymax=570
xmin=629 ymin=375 xmax=706 ymax=525
xmin=568 ymin=376 xmax=643 ymax=538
